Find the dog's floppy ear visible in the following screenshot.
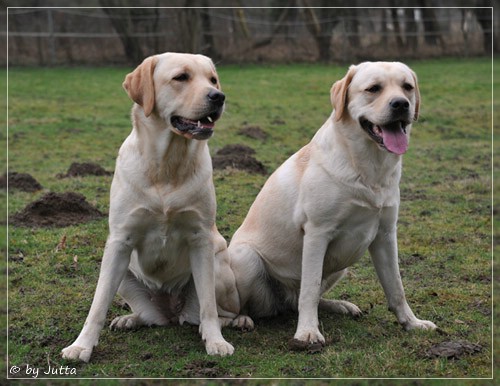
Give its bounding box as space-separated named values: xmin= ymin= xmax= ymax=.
xmin=411 ymin=70 xmax=421 ymax=121
xmin=123 ymin=56 xmax=158 ymax=117
xmin=331 ymin=65 xmax=357 ymax=121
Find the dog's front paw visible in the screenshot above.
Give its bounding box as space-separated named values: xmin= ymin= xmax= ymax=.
xmin=61 ymin=345 xmax=93 ymax=363
xmin=110 ymin=314 xmax=141 ymax=330
xmin=404 ymin=319 xmax=437 ymax=331
xmin=232 ymin=315 xmax=255 ymax=331
xmin=294 ymin=328 xmax=325 ymax=345
xmin=205 ymin=339 xmax=234 ymax=356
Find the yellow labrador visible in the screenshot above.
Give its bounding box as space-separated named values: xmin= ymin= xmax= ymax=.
xmin=62 ymin=53 xmax=238 ymax=362
xmin=228 ymin=62 xmax=437 ymax=345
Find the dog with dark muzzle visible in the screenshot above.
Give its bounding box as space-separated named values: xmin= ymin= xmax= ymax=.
xmin=62 ymin=53 xmax=239 ymax=362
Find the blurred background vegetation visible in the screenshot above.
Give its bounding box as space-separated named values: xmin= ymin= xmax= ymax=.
xmin=3 ymin=1 xmax=497 ymax=66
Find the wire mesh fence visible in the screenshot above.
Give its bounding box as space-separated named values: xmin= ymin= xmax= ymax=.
xmin=4 ymin=7 xmax=496 ymax=66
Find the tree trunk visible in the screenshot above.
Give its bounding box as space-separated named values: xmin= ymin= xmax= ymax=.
xmin=474 ymin=6 xmax=493 ymax=54
xmin=302 ymin=5 xmax=337 ymax=63
xmin=405 ymin=9 xmax=418 ymax=53
xmin=178 ymin=1 xmax=201 ymax=53
xmin=200 ymin=1 xmax=219 ymax=60
xmin=418 ymin=1 xmax=441 ymax=46
xmin=100 ymin=2 xmax=144 ymax=64
xmin=345 ymin=9 xmax=360 ymax=47
xmin=391 ymin=8 xmax=405 ymax=50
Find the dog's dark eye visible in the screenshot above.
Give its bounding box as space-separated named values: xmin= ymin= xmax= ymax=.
xmin=366 ymin=85 xmax=381 ymax=93
xmin=173 ymin=73 xmax=189 ymax=82
xmin=403 ymin=83 xmax=414 ymax=91
xmin=210 ymin=77 xmax=218 ymax=85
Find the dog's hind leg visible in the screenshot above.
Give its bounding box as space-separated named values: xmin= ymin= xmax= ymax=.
xmin=319 ymin=269 xmax=362 ymax=317
xmin=110 ymin=270 xmax=171 ymax=330
xmin=229 ymin=243 xmax=279 ymax=330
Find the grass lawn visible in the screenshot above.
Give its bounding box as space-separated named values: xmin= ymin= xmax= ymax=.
xmin=5 ymin=57 xmax=494 ymax=382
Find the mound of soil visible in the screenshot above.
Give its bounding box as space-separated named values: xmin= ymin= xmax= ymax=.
xmin=11 ymin=192 xmax=104 ymax=228
xmin=3 ymin=172 xmax=43 ymax=192
xmin=426 ymin=340 xmax=482 ymax=359
xmin=238 ymin=125 xmax=268 ymax=141
xmin=58 ymin=162 xmax=112 ymax=178
xmin=212 ymin=144 xmax=267 ymax=175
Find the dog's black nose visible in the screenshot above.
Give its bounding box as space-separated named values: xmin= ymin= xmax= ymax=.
xmin=390 ymin=98 xmax=410 ymax=112
xmin=207 ymin=90 xmax=225 ymax=106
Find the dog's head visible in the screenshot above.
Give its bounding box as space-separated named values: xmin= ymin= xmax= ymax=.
xmin=331 ymin=62 xmax=420 ymax=155
xmin=123 ymin=52 xmax=225 ymax=140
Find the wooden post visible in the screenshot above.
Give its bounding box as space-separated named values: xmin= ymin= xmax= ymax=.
xmin=47 ymin=9 xmax=56 ymax=65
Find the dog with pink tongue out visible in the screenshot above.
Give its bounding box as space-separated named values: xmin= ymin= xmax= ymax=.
xmin=227 ymin=61 xmax=437 ymax=348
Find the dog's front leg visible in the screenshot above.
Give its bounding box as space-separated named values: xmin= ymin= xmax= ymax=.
xmin=189 ymin=235 xmax=234 ymax=356
xmin=294 ymin=231 xmax=329 ymax=345
xmin=369 ymin=225 xmax=437 ymax=331
xmin=61 ymin=238 xmax=133 ymax=362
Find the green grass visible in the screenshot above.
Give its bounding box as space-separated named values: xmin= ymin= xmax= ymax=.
xmin=6 ymin=58 xmax=494 ymax=381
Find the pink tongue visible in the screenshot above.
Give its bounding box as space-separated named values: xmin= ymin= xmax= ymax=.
xmin=381 ymin=127 xmax=408 ymax=155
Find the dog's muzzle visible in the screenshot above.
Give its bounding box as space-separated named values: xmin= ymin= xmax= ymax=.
xmin=171 ymin=91 xmax=225 ymax=140
xmin=359 ymin=97 xmax=412 ymax=155
xmin=360 ymin=118 xmax=410 ymax=155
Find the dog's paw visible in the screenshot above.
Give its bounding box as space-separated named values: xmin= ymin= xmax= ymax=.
xmin=218 ymin=317 xmax=234 ymax=328
xmin=110 ymin=314 xmax=141 ymax=330
xmin=61 ymin=345 xmax=93 ymax=363
xmin=321 ymin=299 xmax=363 ymax=317
xmin=404 ymin=319 xmax=437 ymax=331
xmin=341 ymin=301 xmax=363 ymax=317
xmin=205 ymin=339 xmax=234 ymax=356
xmin=294 ymin=328 xmax=325 ymax=345
xmin=232 ymin=315 xmax=255 ymax=331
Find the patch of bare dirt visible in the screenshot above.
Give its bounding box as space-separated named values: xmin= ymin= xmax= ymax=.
xmin=58 ymin=162 xmax=112 ymax=178
xmin=238 ymin=125 xmax=268 ymax=141
xmin=2 ymin=172 xmax=43 ymax=192
xmin=288 ymin=338 xmax=324 ymax=354
xmin=11 ymin=192 xmax=104 ymax=228
xmin=469 ymin=299 xmax=491 ymax=316
xmin=426 ymin=340 xmax=482 ymax=359
xmin=183 ymin=360 xmax=222 ymax=377
xmin=212 ymin=144 xmax=267 ymax=175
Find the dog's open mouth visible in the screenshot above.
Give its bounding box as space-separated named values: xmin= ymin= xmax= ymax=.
xmin=360 ymin=118 xmax=409 ymax=155
xmin=171 ymin=111 xmax=221 ymax=140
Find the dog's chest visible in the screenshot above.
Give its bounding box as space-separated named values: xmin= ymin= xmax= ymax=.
xmin=323 ymin=207 xmax=381 ymax=273
xmin=128 ymin=207 xmax=205 ymax=290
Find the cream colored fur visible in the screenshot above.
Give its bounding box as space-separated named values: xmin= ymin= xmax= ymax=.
xmin=62 ymin=53 xmax=237 ymax=362
xmin=228 ymin=62 xmax=437 ymax=344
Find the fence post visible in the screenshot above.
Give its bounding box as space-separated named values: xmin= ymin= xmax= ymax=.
xmin=47 ymin=9 xmax=56 ymax=65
